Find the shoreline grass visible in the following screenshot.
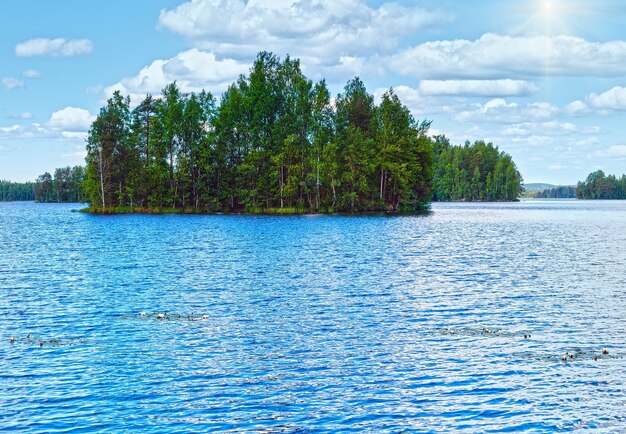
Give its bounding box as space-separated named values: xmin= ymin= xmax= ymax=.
xmin=80 ymin=205 xmax=433 ymax=216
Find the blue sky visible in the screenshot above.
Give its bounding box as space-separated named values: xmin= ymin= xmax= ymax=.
xmin=2 ymin=0 xmax=626 ymax=184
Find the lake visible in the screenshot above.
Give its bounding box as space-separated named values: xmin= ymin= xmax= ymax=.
xmin=1 ymin=200 xmax=625 ymax=432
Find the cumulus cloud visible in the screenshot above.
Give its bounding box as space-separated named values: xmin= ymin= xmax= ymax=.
xmin=104 ymin=49 xmax=249 ymax=102
xmin=0 ymin=125 xmax=21 ymax=133
xmin=0 ymin=123 xmax=49 ymax=139
xmin=372 ymin=85 xmax=448 ymax=116
xmin=566 ymin=100 xmax=590 ymax=116
xmin=499 ymin=120 xmax=591 ymax=137
xmin=587 ymin=86 xmax=626 ymax=110
xmin=15 ymin=38 xmax=93 ymax=57
xmin=450 ymin=98 xmax=560 ymax=124
xmin=418 ymin=79 xmax=537 ymax=97
xmin=371 ymin=82 xmax=540 ymax=119
xmin=0 ymin=120 xmax=90 ymax=147
xmin=47 ymin=107 xmax=95 ymax=131
xmin=61 ymin=132 xmax=88 ymax=140
xmin=22 ymin=70 xmax=42 ymax=79
xmin=158 ymin=0 xmax=447 ymax=62
xmin=389 ymin=34 xmax=626 ymax=79
xmin=2 ymin=77 xmax=25 ymax=91
xmin=605 ymin=144 xmax=626 ymax=158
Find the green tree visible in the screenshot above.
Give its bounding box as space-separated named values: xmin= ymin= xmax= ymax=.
xmin=35 ymin=172 xmax=54 ymax=202
xmin=335 ymin=77 xmax=376 ymax=211
xmin=85 ymin=90 xmax=131 ymax=209
xmin=431 ymin=137 xmax=522 ymax=202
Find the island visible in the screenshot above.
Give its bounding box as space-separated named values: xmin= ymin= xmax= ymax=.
xmin=77 ymin=52 xmax=523 ymax=214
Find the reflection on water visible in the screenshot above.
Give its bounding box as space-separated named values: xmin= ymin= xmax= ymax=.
xmin=1 ymin=200 xmax=625 ymax=432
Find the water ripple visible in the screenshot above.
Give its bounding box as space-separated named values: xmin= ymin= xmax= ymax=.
xmin=1 ymin=200 xmax=625 ymax=432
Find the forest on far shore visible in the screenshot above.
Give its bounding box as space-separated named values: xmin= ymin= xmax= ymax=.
xmin=576 ymin=170 xmax=626 ymax=199
xmin=523 ymin=185 xmax=576 ymax=199
xmin=0 ymin=166 xmax=86 ymax=203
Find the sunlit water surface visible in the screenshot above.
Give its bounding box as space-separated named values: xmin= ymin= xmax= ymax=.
xmin=1 ymin=200 xmax=625 ymax=432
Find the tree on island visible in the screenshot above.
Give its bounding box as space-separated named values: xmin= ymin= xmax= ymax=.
xmin=84 ymin=52 xmax=435 ymax=213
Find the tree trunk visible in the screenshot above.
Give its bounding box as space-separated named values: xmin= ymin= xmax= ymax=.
xmin=280 ymin=165 xmax=284 ymax=209
xmin=99 ymin=149 xmax=105 ymax=209
xmin=316 ymin=154 xmax=320 ymax=209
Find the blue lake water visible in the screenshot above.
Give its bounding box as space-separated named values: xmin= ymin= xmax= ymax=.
xmin=1 ymin=200 xmax=625 ymax=432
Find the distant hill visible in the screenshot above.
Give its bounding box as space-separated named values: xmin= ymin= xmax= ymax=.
xmin=522 ymin=183 xmax=577 ymax=198
xmin=523 ymin=183 xmax=556 ymax=192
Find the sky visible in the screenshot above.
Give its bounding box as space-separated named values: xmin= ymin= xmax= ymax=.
xmin=2 ymin=0 xmax=626 ymax=184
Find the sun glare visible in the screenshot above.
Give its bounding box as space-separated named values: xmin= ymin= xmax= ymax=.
xmin=541 ymin=0 xmax=560 ymax=16
xmin=513 ymin=0 xmax=572 ymax=35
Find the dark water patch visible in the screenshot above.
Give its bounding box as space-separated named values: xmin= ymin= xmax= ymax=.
xmin=515 ymin=349 xmax=622 ymax=363
xmin=435 ymin=326 xmax=532 ymax=339
xmin=120 ymin=312 xmax=212 ymax=321
xmin=7 ymin=334 xmax=88 ymax=347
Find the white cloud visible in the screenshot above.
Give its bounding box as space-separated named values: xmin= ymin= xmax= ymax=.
xmin=61 ymin=132 xmax=88 ymax=140
xmin=158 ymin=0 xmax=447 ymax=63
xmin=0 ymin=123 xmax=48 ymax=138
xmin=6 ymin=112 xmax=34 ymax=120
xmin=450 ymin=99 xmax=560 ymax=124
xmin=389 ymin=34 xmax=626 ymax=79
xmin=15 ymin=38 xmax=93 ymax=57
xmin=372 ymin=85 xmax=444 ymax=117
xmin=566 ymin=100 xmax=590 ymax=115
xmin=22 ymin=70 xmax=42 ymax=79
xmin=61 ymin=150 xmax=88 ymax=160
xmin=2 ymin=77 xmax=25 ymax=91
xmin=587 ymin=86 xmax=626 ymax=110
xmin=0 ymin=125 xmax=21 ymax=133
xmin=418 ymin=79 xmax=537 ymax=97
xmin=104 ymin=49 xmax=249 ymax=102
xmin=0 ymin=120 xmax=90 ymax=147
xmin=605 ymin=144 xmax=626 ymax=158
xmin=47 ymin=107 xmax=95 ymax=131
xmin=499 ymin=120 xmax=591 ymax=137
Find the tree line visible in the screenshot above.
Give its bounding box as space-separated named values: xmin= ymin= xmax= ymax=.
xmin=34 ymin=166 xmax=87 ymax=203
xmin=534 ymin=185 xmax=576 ymax=198
xmin=576 ymin=170 xmax=626 ymax=199
xmin=84 ymin=52 xmax=435 ymax=212
xmin=431 ymin=136 xmax=523 ymax=201
xmin=0 ymin=180 xmax=35 ymax=201
xmin=1 ymin=167 xmax=86 ymax=203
